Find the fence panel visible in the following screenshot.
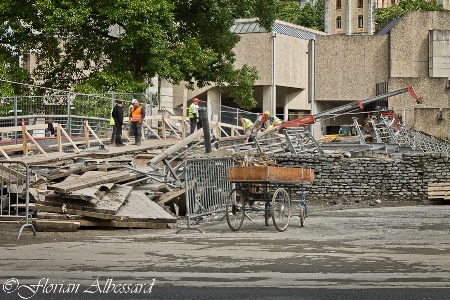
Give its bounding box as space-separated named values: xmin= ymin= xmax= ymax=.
xmin=0 ymin=161 xmax=36 ymax=239
xmin=179 ymin=157 xmax=234 ymax=233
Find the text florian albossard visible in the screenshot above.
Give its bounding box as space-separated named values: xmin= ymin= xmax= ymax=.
xmin=3 ymin=277 xmax=156 ymax=299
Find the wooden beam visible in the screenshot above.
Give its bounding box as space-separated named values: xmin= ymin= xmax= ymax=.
xmin=24 ymin=131 xmax=49 ymax=157
xmin=163 ymin=119 xmax=182 ymax=139
xmin=0 ymin=147 xmax=11 ymax=161
xmin=58 ymin=125 xmax=80 ymax=153
xmin=142 ymin=121 xmax=162 ymax=140
xmin=85 ymin=121 xmax=103 ymax=144
xmin=157 ymin=188 xmax=185 ymax=205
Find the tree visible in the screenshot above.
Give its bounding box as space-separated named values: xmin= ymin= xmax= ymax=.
xmin=277 ymin=0 xmax=325 ymax=32
xmin=0 ymin=0 xmax=277 ymax=109
xmin=375 ymin=0 xmax=447 ymax=32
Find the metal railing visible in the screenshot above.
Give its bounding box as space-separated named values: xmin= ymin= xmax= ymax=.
xmin=178 ymin=157 xmax=234 ymax=233
xmin=0 ymin=161 xmax=36 ymax=239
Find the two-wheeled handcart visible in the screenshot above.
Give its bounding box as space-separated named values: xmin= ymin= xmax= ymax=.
xmin=225 ymin=166 xmax=314 ymax=232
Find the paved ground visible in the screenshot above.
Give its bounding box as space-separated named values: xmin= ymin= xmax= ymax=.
xmin=0 ymin=201 xmax=449 ymax=299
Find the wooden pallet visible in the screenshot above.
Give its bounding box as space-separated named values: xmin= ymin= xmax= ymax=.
xmin=428 ymin=183 xmax=450 ymax=200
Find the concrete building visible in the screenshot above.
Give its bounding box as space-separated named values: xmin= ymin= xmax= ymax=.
xmin=315 ymin=11 xmax=450 ymax=138
xmin=324 ymin=0 xmax=448 ymax=36
xmin=173 ymin=19 xmax=326 ymax=123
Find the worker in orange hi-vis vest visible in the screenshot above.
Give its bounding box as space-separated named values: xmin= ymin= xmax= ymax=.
xmin=128 ymin=99 xmax=146 ymax=146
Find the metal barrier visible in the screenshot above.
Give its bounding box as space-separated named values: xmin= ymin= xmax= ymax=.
xmin=177 ymin=157 xmax=234 ymax=233
xmin=0 ymin=161 xmax=36 ymax=239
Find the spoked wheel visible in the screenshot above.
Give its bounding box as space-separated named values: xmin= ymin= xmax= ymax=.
xmin=271 ymin=188 xmax=291 ymax=232
xmin=264 ymin=201 xmax=270 ymax=226
xmin=226 ymin=189 xmax=246 ymax=231
xmin=299 ymin=204 xmax=306 ymax=227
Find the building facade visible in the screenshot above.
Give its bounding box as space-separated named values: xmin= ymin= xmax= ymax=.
xmin=324 ymin=0 xmax=448 ymax=36
xmin=315 ymin=11 xmax=450 ymax=138
xmin=174 ymin=19 xmax=326 ymax=123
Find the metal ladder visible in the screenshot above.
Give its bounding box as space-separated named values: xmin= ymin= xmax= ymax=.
xmin=253 ymin=130 xmax=287 ymax=154
xmin=352 ymin=117 xmax=366 ymax=145
xmin=283 ymin=127 xmax=323 ymax=154
xmin=369 ymin=116 xmax=397 ymax=144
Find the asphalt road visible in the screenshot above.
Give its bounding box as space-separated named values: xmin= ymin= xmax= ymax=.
xmin=1 ymin=203 xmax=449 ymax=299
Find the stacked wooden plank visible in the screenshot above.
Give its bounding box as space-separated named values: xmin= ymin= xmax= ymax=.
xmin=34 ymin=170 xmax=177 ymax=230
xmin=428 ymin=183 xmax=450 ymax=200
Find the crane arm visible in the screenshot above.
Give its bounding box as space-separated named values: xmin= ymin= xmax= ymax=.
xmin=279 ymin=86 xmax=423 ymax=130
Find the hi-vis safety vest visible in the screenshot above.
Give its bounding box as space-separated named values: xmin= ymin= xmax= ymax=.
xmin=131 ymin=106 xmax=143 ymax=122
xmin=110 ymin=109 xmax=115 ymax=125
xmin=188 ymin=103 xmax=198 ymax=119
xmin=241 ymin=118 xmax=253 ymax=130
xmin=270 ymin=116 xmax=281 ymax=126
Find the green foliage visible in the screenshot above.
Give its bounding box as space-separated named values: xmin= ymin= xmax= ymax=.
xmin=0 ymin=50 xmax=32 ymax=96
xmin=0 ymin=0 xmax=278 ymax=110
xmin=227 ymin=65 xmax=259 ymax=110
xmin=277 ymin=0 xmax=325 ymax=32
xmin=375 ymin=0 xmax=447 ymax=32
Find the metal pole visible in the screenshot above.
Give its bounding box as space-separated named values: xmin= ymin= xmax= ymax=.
xmin=201 ymin=107 xmax=212 ymax=153
xmin=14 ymin=96 xmax=18 ymax=144
xmin=67 ymin=93 xmax=71 ymax=136
xmin=272 ymin=31 xmax=277 ymax=115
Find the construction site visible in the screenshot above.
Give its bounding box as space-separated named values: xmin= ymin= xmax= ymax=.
xmin=1 ymin=85 xmax=450 ymax=238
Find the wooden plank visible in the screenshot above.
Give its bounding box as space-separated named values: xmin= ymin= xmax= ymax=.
xmin=157 ymin=188 xmax=185 ymax=205
xmin=33 ymin=220 xmax=80 ymax=232
xmin=47 ymin=170 xmax=142 ymax=193
xmin=116 ymin=191 xmax=177 ymax=222
xmin=35 ymin=204 xmax=123 ymax=220
xmin=44 ymin=183 xmax=132 ymax=215
xmin=76 ymin=219 xmax=175 ymax=229
xmin=0 ymin=143 xmax=36 ymax=152
xmin=428 ymin=183 xmax=450 ymax=187
xmin=46 ymin=164 xmax=99 ymax=181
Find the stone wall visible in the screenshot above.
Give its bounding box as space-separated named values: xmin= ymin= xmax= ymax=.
xmin=275 ymin=153 xmax=450 ymax=203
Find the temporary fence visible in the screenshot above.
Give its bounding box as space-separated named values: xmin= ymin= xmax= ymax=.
xmin=0 ymin=161 xmax=36 ymax=239
xmin=178 ymin=157 xmax=234 ymax=233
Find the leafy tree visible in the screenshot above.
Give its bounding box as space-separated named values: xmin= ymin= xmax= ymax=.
xmin=277 ymin=0 xmax=325 ymax=32
xmin=375 ymin=0 xmax=447 ymax=32
xmin=0 ymin=0 xmax=277 ymax=109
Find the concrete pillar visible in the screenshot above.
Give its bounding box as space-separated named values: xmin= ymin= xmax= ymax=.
xmin=207 ymin=87 xmax=221 ymax=137
xmin=207 ymin=88 xmax=221 ymax=121
xmin=262 ymin=85 xmax=272 ymax=114
xmin=283 ymin=87 xmax=289 ymax=121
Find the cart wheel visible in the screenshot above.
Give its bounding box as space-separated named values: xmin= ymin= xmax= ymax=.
xmin=271 ymin=188 xmax=291 ymax=232
xmin=264 ymin=201 xmax=270 ymax=226
xmin=299 ymin=204 xmax=306 ymax=227
xmin=226 ymin=189 xmax=245 ymax=231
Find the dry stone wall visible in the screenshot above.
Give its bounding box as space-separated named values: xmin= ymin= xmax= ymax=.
xmin=275 ymin=153 xmax=450 ymax=203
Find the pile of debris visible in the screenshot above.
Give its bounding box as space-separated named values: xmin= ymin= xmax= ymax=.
xmin=17 ymin=151 xmax=183 ymax=231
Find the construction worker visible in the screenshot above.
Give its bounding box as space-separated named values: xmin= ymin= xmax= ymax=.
xmin=128 ymin=99 xmax=145 ymax=146
xmin=111 ymin=99 xmax=125 ymax=147
xmin=109 ymin=107 xmax=116 ymax=145
xmin=254 ymin=111 xmax=271 ymax=132
xmin=188 ymin=98 xmax=200 ymax=134
xmin=238 ymin=115 xmax=254 ymax=143
xmin=267 ymin=114 xmax=282 ymax=131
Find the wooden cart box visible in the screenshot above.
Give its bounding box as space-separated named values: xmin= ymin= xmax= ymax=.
xmin=226 ymin=166 xmax=314 ymax=183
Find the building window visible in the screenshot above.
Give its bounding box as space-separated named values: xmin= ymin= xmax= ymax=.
xmin=336 ymin=0 xmax=341 ymax=9
xmin=336 ymin=16 xmax=342 ymax=29
xmin=358 ymin=0 xmax=363 ymax=8
xmin=358 ymin=15 xmax=364 ymax=28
